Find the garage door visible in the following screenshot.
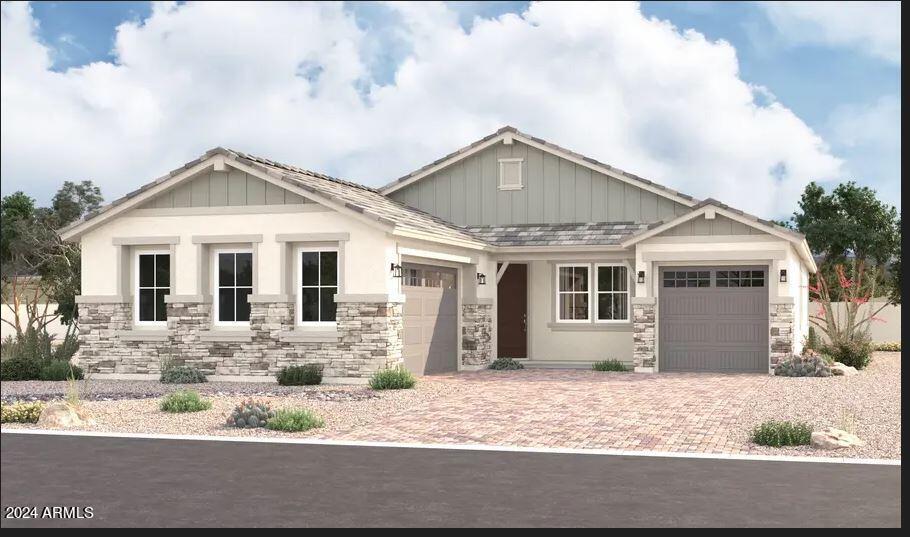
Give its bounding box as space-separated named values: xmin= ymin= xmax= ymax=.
xmin=659 ymin=267 xmax=768 ymax=372
xmin=401 ymin=264 xmax=458 ymax=375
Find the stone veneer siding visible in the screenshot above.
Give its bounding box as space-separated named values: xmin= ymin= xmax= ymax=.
xmin=632 ymin=301 xmax=656 ymax=369
xmin=75 ymin=300 xmax=403 ymax=379
xmin=769 ymin=302 xmax=794 ymax=369
xmin=461 ymin=303 xmax=493 ymax=366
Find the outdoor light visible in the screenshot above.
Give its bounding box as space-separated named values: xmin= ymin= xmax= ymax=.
xmin=637 ymin=270 xmax=646 ymax=284
xmin=779 ymin=269 xmax=787 ymax=283
xmin=476 ymin=272 xmax=487 ymax=285
xmin=390 ymin=263 xmax=403 ymax=278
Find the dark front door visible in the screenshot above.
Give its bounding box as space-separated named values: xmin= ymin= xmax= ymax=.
xmin=497 ymin=263 xmax=527 ymax=358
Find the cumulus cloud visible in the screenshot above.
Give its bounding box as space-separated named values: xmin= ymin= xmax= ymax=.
xmin=760 ymin=1 xmax=901 ymax=64
xmin=2 ymin=1 xmax=842 ymax=218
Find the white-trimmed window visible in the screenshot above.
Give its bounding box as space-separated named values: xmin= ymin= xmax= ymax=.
xmin=214 ymin=249 xmax=253 ymax=325
xmin=135 ymin=251 xmax=170 ymax=325
xmin=498 ymin=158 xmax=523 ymax=190
xmin=557 ymin=264 xmax=590 ymax=322
xmin=595 ymin=264 xmax=629 ymax=322
xmin=297 ymin=248 xmax=338 ymax=326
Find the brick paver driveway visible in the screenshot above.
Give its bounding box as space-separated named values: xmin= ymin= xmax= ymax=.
xmin=329 ymin=369 xmax=771 ymax=453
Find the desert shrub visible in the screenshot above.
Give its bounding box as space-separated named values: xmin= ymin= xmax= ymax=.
xmin=592 ymin=359 xmax=629 ymax=372
xmin=266 ymin=408 xmax=325 ymax=432
xmin=0 ymin=327 xmax=55 ymax=380
xmin=774 ymin=350 xmax=833 ymax=377
xmin=489 ymin=357 xmax=524 ymax=370
xmin=874 ymin=341 xmax=901 ymax=352
xmin=160 ymin=364 xmax=207 ymax=384
xmin=160 ymin=390 xmax=212 ymax=413
xmin=803 ymin=326 xmax=821 ymax=352
xmin=823 ymin=335 xmax=873 ymax=370
xmin=0 ymin=401 xmax=45 ymax=423
xmin=0 ymin=355 xmax=42 ymax=381
xmin=751 ymin=420 xmax=812 ymax=447
xmin=276 ymin=364 xmax=323 ymax=386
xmin=52 ymin=331 xmax=80 ymax=362
xmin=369 ymin=366 xmax=416 ymax=390
xmin=38 ymin=360 xmax=84 ymax=381
xmin=226 ymin=399 xmax=275 ymax=428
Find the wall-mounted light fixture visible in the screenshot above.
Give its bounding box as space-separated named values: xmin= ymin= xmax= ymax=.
xmin=637 ymin=270 xmax=646 ymax=284
xmin=779 ymin=269 xmax=788 ymax=283
xmin=476 ymin=272 xmax=487 ymax=285
xmin=390 ymin=263 xmax=403 ymax=278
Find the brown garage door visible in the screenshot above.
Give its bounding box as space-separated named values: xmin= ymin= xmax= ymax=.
xmin=659 ymin=267 xmax=768 ymax=372
xmin=401 ymin=264 xmax=458 ymax=375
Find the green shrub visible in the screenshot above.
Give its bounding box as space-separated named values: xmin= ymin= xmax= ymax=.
xmin=824 ymin=336 xmax=873 ymax=370
xmin=804 ymin=326 xmax=821 ymax=352
xmin=160 ymin=390 xmax=212 ymax=413
xmin=874 ymin=341 xmax=901 ymax=352
xmin=226 ymin=399 xmax=275 ymax=428
xmin=0 ymin=401 xmax=45 ymax=423
xmin=592 ymin=359 xmax=629 ymax=372
xmin=160 ymin=364 xmax=207 ymax=384
xmin=38 ymin=360 xmax=84 ymax=381
xmin=276 ymin=364 xmax=323 ymax=386
xmin=0 ymin=355 xmax=42 ymax=381
xmin=266 ymin=408 xmax=325 ymax=432
xmin=489 ymin=357 xmax=524 ymax=370
xmin=369 ymin=365 xmax=416 ymax=390
xmin=774 ymin=350 xmax=832 ymax=377
xmin=0 ymin=327 xmax=57 ymax=380
xmin=751 ymin=420 xmax=812 ymax=447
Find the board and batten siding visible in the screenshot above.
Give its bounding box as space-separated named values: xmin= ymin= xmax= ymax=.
xmin=389 ymin=140 xmax=690 ymax=226
xmin=138 ymin=170 xmax=310 ymax=209
xmin=656 ymin=214 xmax=768 ymax=237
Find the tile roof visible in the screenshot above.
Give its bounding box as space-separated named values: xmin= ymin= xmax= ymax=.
xmin=463 ymin=222 xmax=650 ymax=247
xmin=642 ymin=197 xmax=805 ymax=240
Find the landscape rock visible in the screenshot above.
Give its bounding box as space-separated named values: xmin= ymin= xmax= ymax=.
xmin=830 ymin=362 xmax=858 ymax=376
xmin=37 ymin=402 xmax=95 ymax=428
xmin=810 ymin=427 xmax=865 ymax=449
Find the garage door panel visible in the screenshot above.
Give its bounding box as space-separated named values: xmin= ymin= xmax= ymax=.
xmin=716 ymin=294 xmax=767 ymax=316
xmin=401 ymin=264 xmax=458 ymax=375
xmin=715 ymin=322 xmax=765 ymax=344
xmin=661 ymin=295 xmax=713 ymax=316
xmin=660 ymin=322 xmax=712 ymax=343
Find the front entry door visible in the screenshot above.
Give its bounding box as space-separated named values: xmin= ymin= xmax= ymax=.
xmin=497 ymin=263 xmax=527 ymax=358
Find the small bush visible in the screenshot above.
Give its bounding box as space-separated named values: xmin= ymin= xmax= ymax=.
xmin=0 ymin=356 xmax=42 ymax=381
xmin=774 ymin=350 xmax=832 ymax=377
xmin=226 ymin=399 xmax=275 ymax=428
xmin=266 ymin=408 xmax=325 ymax=432
xmin=874 ymin=341 xmax=901 ymax=352
xmin=751 ymin=420 xmax=812 ymax=447
xmin=804 ymin=326 xmax=821 ymax=352
xmin=592 ymin=359 xmax=629 ymax=372
xmin=824 ymin=337 xmax=873 ymax=370
xmin=0 ymin=401 xmax=45 ymax=423
xmin=38 ymin=360 xmax=84 ymax=381
xmin=276 ymin=364 xmax=323 ymax=386
xmin=160 ymin=390 xmax=212 ymax=413
xmin=369 ymin=366 xmax=416 ymax=390
xmin=489 ymin=357 xmax=524 ymax=370
xmin=160 ymin=364 xmax=207 ymax=384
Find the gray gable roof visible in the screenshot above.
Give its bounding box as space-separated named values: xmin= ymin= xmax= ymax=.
xmin=464 ymin=222 xmax=649 ymax=247
xmin=641 ymin=197 xmax=805 ymax=240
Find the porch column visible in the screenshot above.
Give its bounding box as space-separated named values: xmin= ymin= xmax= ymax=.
xmin=632 ymin=297 xmax=657 ymax=372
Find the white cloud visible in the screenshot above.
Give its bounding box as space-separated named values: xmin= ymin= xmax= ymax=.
xmin=760 ymin=1 xmax=901 ymax=64
xmin=2 ymin=1 xmax=843 ymax=218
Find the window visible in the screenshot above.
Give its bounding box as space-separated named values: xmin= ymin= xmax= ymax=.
xmin=595 ymin=265 xmax=629 ymax=321
xmin=557 ymin=265 xmax=589 ymax=321
xmin=498 ymin=158 xmax=523 ymax=190
xmin=299 ymin=249 xmax=338 ymax=324
xmin=215 ymin=251 xmax=253 ymax=324
xmin=136 ymin=252 xmax=170 ymax=324
xmin=401 ymin=266 xmax=457 ymax=289
xmin=716 ymin=270 xmax=765 ymax=288
xmin=662 ymin=270 xmax=710 ymax=288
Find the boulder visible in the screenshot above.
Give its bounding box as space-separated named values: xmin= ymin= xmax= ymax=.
xmin=810 ymin=427 xmax=865 ymax=449
xmin=830 ymin=362 xmax=858 ymax=376
xmin=36 ymin=402 xmax=95 ymax=428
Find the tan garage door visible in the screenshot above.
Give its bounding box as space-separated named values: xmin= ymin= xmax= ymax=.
xmin=402 ymin=264 xmax=458 ymax=375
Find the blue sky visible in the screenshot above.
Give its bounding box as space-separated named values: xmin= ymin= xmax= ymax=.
xmin=2 ymin=1 xmax=900 ymax=219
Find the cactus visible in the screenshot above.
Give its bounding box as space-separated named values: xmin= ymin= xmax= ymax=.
xmin=226 ymin=399 xmax=275 ymax=428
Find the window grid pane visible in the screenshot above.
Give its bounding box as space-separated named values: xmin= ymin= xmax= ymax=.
xmin=217 ymin=252 xmax=253 ymax=322
xmin=138 ymin=253 xmax=170 ymax=322
xmin=301 ymin=251 xmax=338 ymax=323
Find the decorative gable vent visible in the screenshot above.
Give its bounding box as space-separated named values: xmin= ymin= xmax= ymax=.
xmin=498 ymin=158 xmax=523 ymax=191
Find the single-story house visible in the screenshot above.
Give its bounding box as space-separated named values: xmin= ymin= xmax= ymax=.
xmin=60 ymin=126 xmax=814 ymax=382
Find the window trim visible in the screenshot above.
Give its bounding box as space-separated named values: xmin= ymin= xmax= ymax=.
xmin=212 ymin=247 xmax=254 ymax=327
xmin=555 ymin=263 xmax=592 ymax=323
xmin=296 ymin=246 xmax=340 ymax=328
xmin=134 ymin=249 xmax=170 ymax=327
xmin=594 ymin=263 xmax=631 ymax=324
xmin=498 ymin=158 xmax=524 ymax=191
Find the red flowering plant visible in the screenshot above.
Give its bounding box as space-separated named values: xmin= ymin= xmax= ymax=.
xmin=808 ymin=261 xmax=885 ymax=369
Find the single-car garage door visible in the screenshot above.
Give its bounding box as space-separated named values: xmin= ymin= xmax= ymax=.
xmin=401 ymin=263 xmax=458 ymax=375
xmin=659 ymin=267 xmax=768 ymax=372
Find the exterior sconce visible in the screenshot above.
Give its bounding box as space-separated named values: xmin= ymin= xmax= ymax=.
xmin=390 ymin=263 xmax=403 ymax=278
xmin=637 ymin=271 xmax=646 ymax=284
xmin=476 ymin=272 xmax=487 ymax=285
xmin=779 ymin=269 xmax=787 ymax=283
